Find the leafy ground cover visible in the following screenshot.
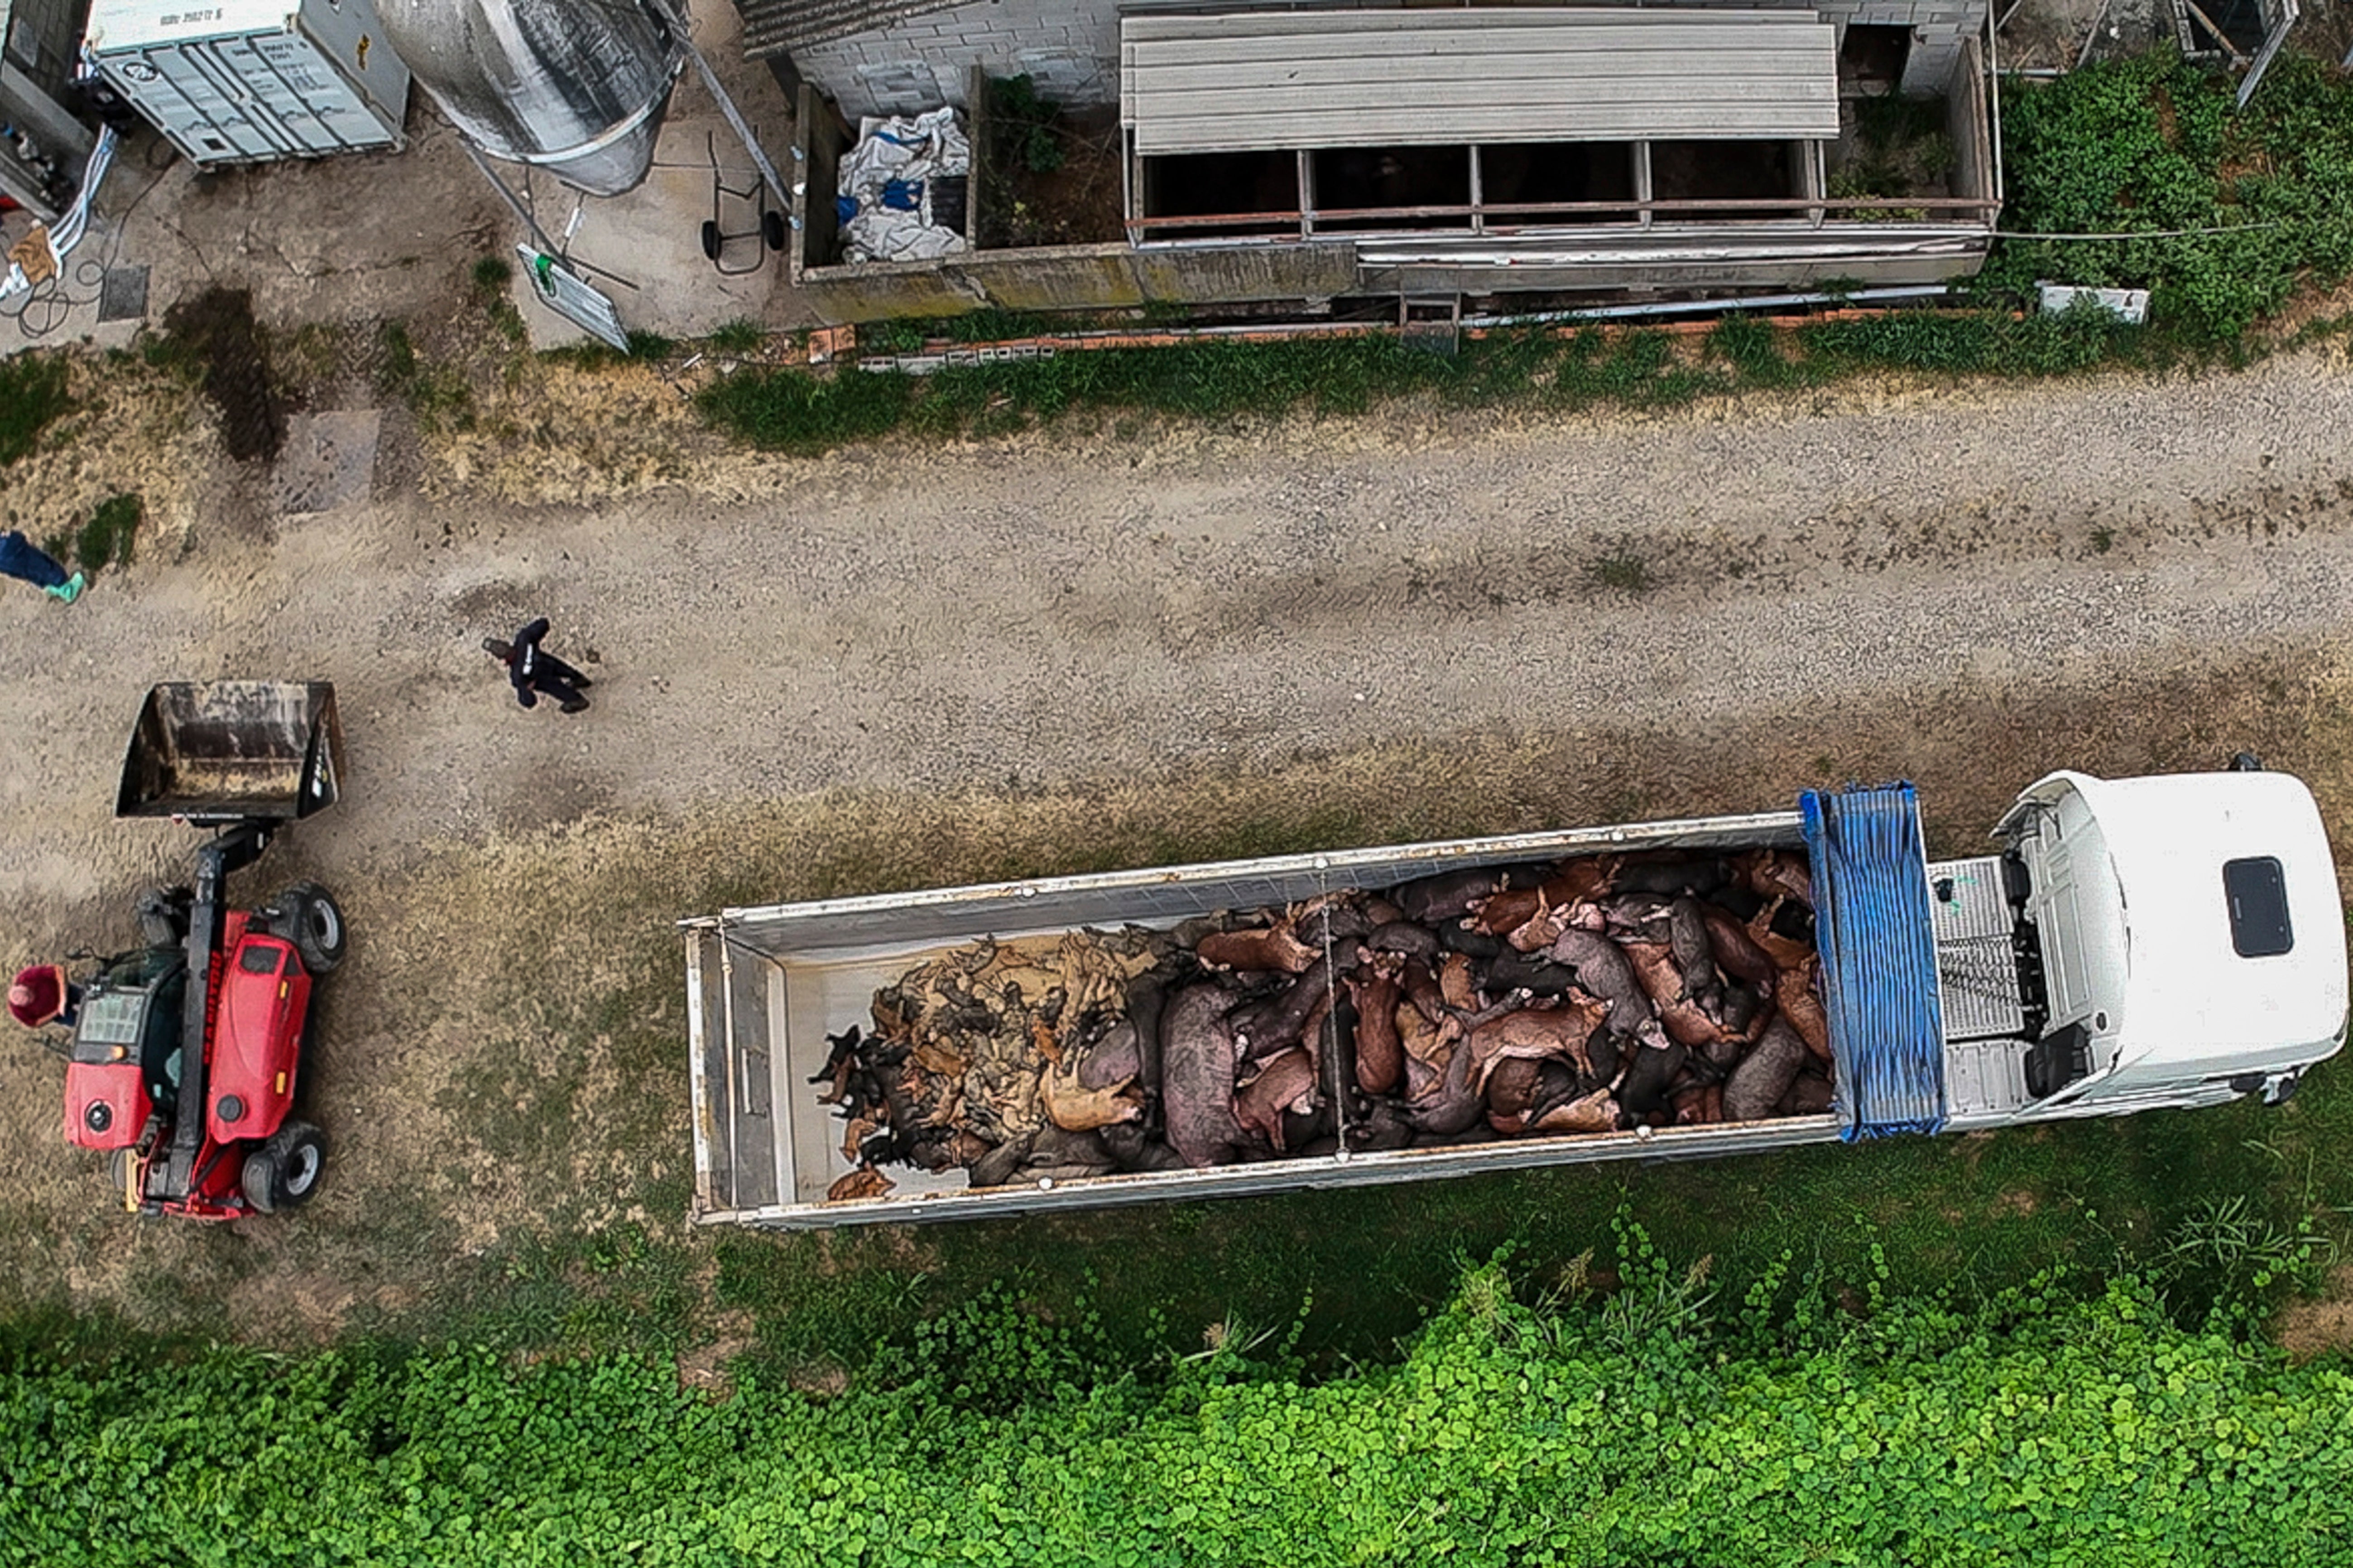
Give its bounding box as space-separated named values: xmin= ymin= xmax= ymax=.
xmin=696 ymin=306 xmax=2158 ymax=456
xmin=1988 ymin=51 xmax=2353 ymax=341
xmin=5 ymin=1236 xmax=2348 ymax=1567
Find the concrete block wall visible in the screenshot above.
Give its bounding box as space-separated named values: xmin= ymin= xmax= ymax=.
xmin=795 ymin=0 xmax=1988 ymax=127
xmin=793 ymin=0 xmax=1124 ymax=118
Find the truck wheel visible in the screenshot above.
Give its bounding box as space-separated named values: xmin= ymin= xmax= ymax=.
xmin=276 ymin=884 xmax=346 ymax=974
xmin=241 ymin=1121 xmax=326 ymax=1214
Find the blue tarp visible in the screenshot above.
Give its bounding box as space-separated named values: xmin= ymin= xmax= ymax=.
xmin=1801 ymin=783 xmax=1948 ymax=1139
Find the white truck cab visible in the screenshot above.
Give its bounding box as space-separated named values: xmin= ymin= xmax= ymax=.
xmin=1994 ymin=769 xmax=2347 ymax=1117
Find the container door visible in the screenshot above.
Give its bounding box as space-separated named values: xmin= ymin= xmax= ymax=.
xmin=101 ymin=43 xmax=284 ymax=163
xmin=240 ymin=33 xmax=392 ymax=153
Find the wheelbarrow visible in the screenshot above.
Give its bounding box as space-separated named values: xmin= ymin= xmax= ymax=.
xmin=701 ymin=130 xmax=786 ymax=275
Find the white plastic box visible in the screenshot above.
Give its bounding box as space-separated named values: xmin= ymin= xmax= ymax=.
xmin=82 ymin=0 xmax=408 ymax=166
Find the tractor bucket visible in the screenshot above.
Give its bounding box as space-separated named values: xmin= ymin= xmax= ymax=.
xmin=115 ymin=682 xmax=342 ymax=823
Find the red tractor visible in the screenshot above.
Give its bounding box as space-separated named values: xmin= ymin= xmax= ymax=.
xmin=43 ymin=683 xmax=346 ymax=1219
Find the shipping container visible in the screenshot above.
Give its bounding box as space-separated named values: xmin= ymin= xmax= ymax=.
xmin=82 ymin=0 xmax=407 ymax=165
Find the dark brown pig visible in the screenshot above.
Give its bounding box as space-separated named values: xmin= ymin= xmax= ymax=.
xmin=1777 ymin=1072 xmax=1835 ymax=1117
xmin=1234 ymin=1048 xmax=1318 ymax=1153
xmin=1388 ymin=869 xmax=1503 ymax=925
xmin=1368 ymin=921 xmax=1443 ymax=963
xmin=1617 ymin=1041 xmax=1687 ymax=1121
xmin=1349 ymin=961 xmax=1405 ymax=1095
xmin=1699 ymin=906 xmax=1776 ymax=986
xmin=1539 ymin=856 xmax=1619 ymax=909
xmin=1549 ymin=930 xmax=1653 ymax=1037
xmin=1230 ymin=956 xmax=1345 ymax=1060
xmin=1485 ymin=1057 xmax=1545 ymax=1125
xmin=1738 ymin=849 xmax=1814 ymax=908
xmin=1161 ymin=982 xmax=1250 ymax=1168
xmin=1470 ymin=887 xmax=1545 ymax=937
xmin=1724 ymin=1018 xmax=1809 ymax=1122
xmin=1668 ymin=897 xmax=1724 ymax=1007
xmin=1775 ymin=960 xmax=1832 ymax=1063
xmin=1407 ymin=1043 xmax=1482 ymax=1135
xmin=1746 ymin=897 xmax=1817 ymax=970
xmin=1198 ymin=922 xmax=1318 ymax=974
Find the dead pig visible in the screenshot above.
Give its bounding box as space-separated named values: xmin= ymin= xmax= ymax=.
xmin=1160 ymin=982 xmax=1253 ymax=1168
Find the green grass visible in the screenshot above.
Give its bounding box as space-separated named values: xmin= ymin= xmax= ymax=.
xmin=11 ymin=1251 xmax=2353 ymax=1564
xmin=705 ymin=317 xmax=768 ymax=355
xmin=0 ymin=353 xmax=72 ymax=467
xmin=696 ymin=305 xmax=2175 ymax=458
xmin=74 ymin=494 xmax=140 ymax=572
xmin=1986 ymin=50 xmax=2353 ymax=341
xmin=375 ymin=320 xmax=475 ymax=432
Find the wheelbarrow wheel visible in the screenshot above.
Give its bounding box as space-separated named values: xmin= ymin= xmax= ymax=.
xmin=701 ymin=220 xmax=723 ymax=261
xmin=762 ymin=210 xmax=788 ymax=251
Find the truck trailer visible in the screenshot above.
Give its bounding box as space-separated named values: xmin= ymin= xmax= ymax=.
xmin=683 ymin=767 xmax=2347 ymax=1230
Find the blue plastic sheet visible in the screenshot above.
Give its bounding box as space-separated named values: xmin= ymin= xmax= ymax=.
xmin=1801 ymin=783 xmax=1948 ymax=1139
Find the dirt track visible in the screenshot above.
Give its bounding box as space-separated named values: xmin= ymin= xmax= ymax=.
xmin=5 ymin=341 xmax=2353 ymax=1341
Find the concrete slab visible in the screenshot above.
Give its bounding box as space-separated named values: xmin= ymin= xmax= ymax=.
xmin=274 ymin=409 xmax=383 ymax=516
xmin=97 ymin=264 xmax=149 ymax=323
xmin=1 ymin=0 xmax=818 ymax=364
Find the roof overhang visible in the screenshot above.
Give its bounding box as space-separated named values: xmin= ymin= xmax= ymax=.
xmin=1121 ymin=8 xmax=1842 ymax=158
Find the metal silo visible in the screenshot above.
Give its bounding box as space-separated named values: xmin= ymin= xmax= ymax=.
xmin=375 ymin=0 xmax=683 ymax=197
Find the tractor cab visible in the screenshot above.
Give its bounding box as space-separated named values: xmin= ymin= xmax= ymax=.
xmin=63 ymin=949 xmax=188 ymax=1151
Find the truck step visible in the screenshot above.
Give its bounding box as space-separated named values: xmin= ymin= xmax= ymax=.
xmin=1803 ymin=784 xmax=1948 ymax=1139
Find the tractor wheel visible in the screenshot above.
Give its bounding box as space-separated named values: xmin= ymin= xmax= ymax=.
xmin=135 ymin=885 xmax=193 ymax=948
xmin=109 ymin=1146 xmax=141 ymax=1202
xmin=275 ymin=883 xmax=346 ymax=974
xmin=241 ymin=1121 xmax=326 ymax=1214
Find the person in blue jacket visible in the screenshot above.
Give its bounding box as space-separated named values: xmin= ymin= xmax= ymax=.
xmin=482 ymin=617 xmax=592 ymax=713
xmin=0 ymin=531 xmax=82 ymax=603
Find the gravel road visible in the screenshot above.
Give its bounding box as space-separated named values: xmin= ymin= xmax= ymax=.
xmin=4 ymin=342 xmax=2350 ymax=915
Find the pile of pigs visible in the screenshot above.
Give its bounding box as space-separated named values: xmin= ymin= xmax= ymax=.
xmin=812 ymin=849 xmax=1834 ymax=1200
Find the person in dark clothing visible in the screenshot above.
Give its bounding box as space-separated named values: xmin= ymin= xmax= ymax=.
xmin=482 ymin=617 xmax=593 ymax=713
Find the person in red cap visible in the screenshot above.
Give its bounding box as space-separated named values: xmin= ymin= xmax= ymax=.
xmin=7 ymin=964 xmax=82 ymax=1030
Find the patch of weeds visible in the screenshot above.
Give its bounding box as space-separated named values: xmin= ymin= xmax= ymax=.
xmin=75 ymin=494 xmax=141 ymax=572
xmin=1589 ymin=548 xmax=1655 ymax=594
xmin=695 ymin=366 xmax=918 ymax=455
xmin=467 ymin=256 xmax=528 ymax=348
xmin=2092 ymin=526 xmax=2116 ymax=554
xmin=539 ymin=330 xmax=676 ymax=369
xmin=1709 ymin=313 xmax=1808 ymax=388
xmin=0 ymin=353 xmax=72 ymax=467
xmin=470 ymin=255 xmax=513 ymax=297
xmin=375 ymin=320 xmax=475 ymax=432
xmin=706 ymin=318 xmax=768 ymax=355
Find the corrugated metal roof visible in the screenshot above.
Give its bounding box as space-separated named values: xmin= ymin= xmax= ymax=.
xmin=733 ymin=0 xmax=957 ymax=60
xmin=1123 ymin=9 xmax=1840 ymax=158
